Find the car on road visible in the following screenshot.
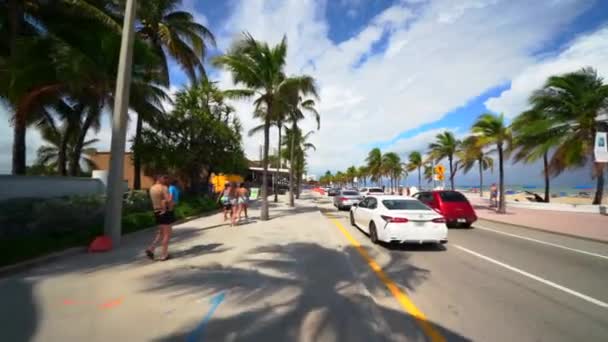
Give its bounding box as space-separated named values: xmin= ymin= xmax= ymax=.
xmin=359 ymin=187 xmax=384 ymax=196
xmin=350 ymin=195 xmax=447 ymax=245
xmin=333 ymin=190 xmax=364 ymax=210
xmin=412 ymin=190 xmax=477 ymax=228
xmin=327 ymin=188 xmax=341 ymax=196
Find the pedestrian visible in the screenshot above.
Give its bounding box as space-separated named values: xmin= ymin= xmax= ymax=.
xmin=145 ymin=175 xmax=175 ymax=261
xmin=169 ymin=179 xmax=180 ymax=205
xmin=219 ymin=182 xmax=232 ymax=222
xmin=229 ymin=182 xmax=239 ymax=226
xmin=490 ymin=183 xmax=498 ymax=207
xmin=238 ymin=183 xmax=249 ymax=221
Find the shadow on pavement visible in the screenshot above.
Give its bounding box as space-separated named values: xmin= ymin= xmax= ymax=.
xmin=0 ymin=278 xmax=38 ymax=342
xmin=141 ymin=242 xmax=471 ymax=341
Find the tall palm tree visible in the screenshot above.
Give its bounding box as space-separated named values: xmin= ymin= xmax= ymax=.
xmin=346 ymin=166 xmax=358 ymax=186
xmin=133 ymin=0 xmax=215 ymax=188
xmin=36 ymin=123 xmax=99 ymax=175
xmin=358 ymin=166 xmax=369 ymax=187
xmin=429 ymin=131 xmax=461 ymax=190
xmin=472 ymin=113 xmax=512 ymax=213
xmin=510 ymin=108 xmax=559 ymax=202
xmin=382 ymin=152 xmax=401 ymax=193
xmin=424 ymin=163 xmax=434 ymax=184
xmin=407 ymin=151 xmax=423 ymax=188
xmin=530 ymin=67 xmax=608 ymax=205
xmin=213 ymin=33 xmax=318 ymax=220
xmin=366 ymin=148 xmax=383 ymax=185
xmin=459 ymin=136 xmax=493 ymax=198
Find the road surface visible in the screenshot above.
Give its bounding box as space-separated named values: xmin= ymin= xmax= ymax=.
xmin=1 ymin=191 xmax=606 ymax=341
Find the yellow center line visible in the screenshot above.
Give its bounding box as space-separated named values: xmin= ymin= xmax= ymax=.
xmin=326 ymin=215 xmax=446 ymax=342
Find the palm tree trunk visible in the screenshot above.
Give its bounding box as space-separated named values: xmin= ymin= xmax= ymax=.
xmin=449 ymin=156 xmax=455 ymax=190
xmin=274 ymin=124 xmax=281 ymax=203
xmin=543 ymin=152 xmax=550 ymax=203
xmin=133 ymin=113 xmax=143 ymax=190
xmin=261 ymin=119 xmax=271 ymax=221
xmin=288 ymin=123 xmax=296 ymax=207
xmin=497 ymin=144 xmax=506 ymax=214
xmin=592 ymin=163 xmax=605 ymax=205
xmin=478 ymin=158 xmax=483 ymax=198
xmin=70 ymin=107 xmax=97 ymax=176
xmin=57 ymin=133 xmax=69 ymax=176
xmin=9 ymin=0 xmax=25 ymax=175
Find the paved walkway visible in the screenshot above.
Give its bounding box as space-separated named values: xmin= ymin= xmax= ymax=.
xmin=0 ymin=194 xmax=430 ymax=342
xmin=468 ymin=197 xmax=608 ymax=242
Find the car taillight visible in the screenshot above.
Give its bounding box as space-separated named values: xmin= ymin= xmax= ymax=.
xmin=381 ymin=215 xmax=409 ymax=223
xmin=432 ymin=217 xmax=446 ymax=223
xmin=339 ymin=197 xmax=347 ymax=201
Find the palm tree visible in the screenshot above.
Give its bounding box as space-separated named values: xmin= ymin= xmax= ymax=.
xmin=346 ymin=166 xmax=358 ymax=186
xmin=213 ymin=33 xmax=318 ymax=220
xmin=407 ymin=151 xmax=423 ymax=188
xmin=530 ymin=67 xmax=608 ymax=205
xmin=429 ymin=131 xmax=461 ymax=190
xmin=366 ymin=148 xmax=383 ymax=185
xmin=510 ymin=108 xmax=559 ymax=202
xmin=459 ymin=136 xmax=494 ymax=198
xmin=424 ymin=163 xmax=434 ymax=184
xmin=358 ymin=166 xmax=369 ymax=187
xmin=382 ymin=152 xmax=401 ymax=193
xmin=36 ymin=123 xmax=99 ymax=175
xmin=472 ymin=113 xmax=512 ymax=213
xmin=132 ymin=0 xmax=215 ymax=188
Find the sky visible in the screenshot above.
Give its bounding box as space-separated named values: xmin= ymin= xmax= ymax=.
xmin=1 ymin=0 xmax=608 ymax=187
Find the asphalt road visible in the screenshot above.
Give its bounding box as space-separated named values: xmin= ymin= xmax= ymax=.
xmin=316 ymin=195 xmax=608 ymax=342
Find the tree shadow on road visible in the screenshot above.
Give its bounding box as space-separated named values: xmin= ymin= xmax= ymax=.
xmin=0 ymin=278 xmax=38 ymax=342
xmin=140 ymin=242 xmax=471 ymax=341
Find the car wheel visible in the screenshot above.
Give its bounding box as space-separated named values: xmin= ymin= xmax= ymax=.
xmin=350 ymin=212 xmax=356 ymax=226
xmin=462 ymin=223 xmax=472 ymax=228
xmin=369 ymin=222 xmax=379 ymax=244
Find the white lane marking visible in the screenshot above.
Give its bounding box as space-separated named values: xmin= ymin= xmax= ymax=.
xmin=474 ymin=225 xmax=608 ymax=260
xmin=454 ymin=244 xmax=608 ymax=308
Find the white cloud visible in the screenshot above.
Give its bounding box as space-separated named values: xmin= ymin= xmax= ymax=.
xmin=181 ymin=0 xmax=209 ymax=27
xmin=215 ymin=0 xmax=593 ymax=174
xmin=485 ymin=26 xmax=608 ymax=118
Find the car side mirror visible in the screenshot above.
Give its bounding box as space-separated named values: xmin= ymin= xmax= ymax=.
xmin=352 ymin=203 xmax=358 ymax=207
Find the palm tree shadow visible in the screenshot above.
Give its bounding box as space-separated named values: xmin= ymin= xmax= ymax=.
xmin=141 ymin=242 xmax=471 ymax=341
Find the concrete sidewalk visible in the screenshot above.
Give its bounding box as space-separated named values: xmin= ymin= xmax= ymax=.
xmin=0 ymin=194 xmax=429 ymax=341
xmin=468 ymin=197 xmax=608 ymax=243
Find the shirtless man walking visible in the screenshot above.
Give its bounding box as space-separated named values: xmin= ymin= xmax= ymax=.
xmin=145 ymin=175 xmax=175 ymax=261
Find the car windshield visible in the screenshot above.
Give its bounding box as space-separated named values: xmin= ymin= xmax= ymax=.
xmin=382 ymin=200 xmax=432 ymax=210
xmin=369 ymin=188 xmax=384 ymax=193
xmin=342 ymin=191 xmax=359 ymax=196
xmin=438 ymin=191 xmax=468 ymax=202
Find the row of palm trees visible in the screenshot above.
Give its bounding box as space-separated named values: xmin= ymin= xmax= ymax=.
xmin=1 ymin=0 xmax=213 ymax=189
xmin=321 ymin=67 xmax=607 ymax=213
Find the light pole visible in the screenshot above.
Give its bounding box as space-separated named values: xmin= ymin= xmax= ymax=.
xmin=103 ymin=0 xmax=137 ymax=247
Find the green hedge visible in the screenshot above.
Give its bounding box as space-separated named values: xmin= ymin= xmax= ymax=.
xmin=0 ymin=195 xmax=218 ymax=267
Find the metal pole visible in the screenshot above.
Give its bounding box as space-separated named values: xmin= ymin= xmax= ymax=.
xmin=103 ymin=0 xmax=137 ymax=247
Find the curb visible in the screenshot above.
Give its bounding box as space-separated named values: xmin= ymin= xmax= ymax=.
xmin=476 ymin=217 xmax=608 ymax=245
xmin=0 ymin=209 xmax=221 ymax=278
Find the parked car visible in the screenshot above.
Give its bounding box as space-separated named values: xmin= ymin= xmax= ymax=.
xmin=412 ymin=190 xmax=477 ymax=228
xmin=327 ymin=188 xmax=340 ymax=196
xmin=334 ymin=190 xmax=363 ymax=210
xmin=359 ymin=187 xmax=384 ymax=196
xmin=349 ymin=196 xmax=447 ymax=245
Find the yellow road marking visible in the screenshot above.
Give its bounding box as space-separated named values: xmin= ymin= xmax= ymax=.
xmin=327 ymin=216 xmax=446 ymax=342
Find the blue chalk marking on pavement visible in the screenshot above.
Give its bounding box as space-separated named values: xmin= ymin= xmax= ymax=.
xmin=186 ymin=292 xmax=225 ymax=342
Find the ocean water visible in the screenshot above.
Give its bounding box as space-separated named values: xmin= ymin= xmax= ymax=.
xmin=454 ymin=185 xmax=607 ymax=196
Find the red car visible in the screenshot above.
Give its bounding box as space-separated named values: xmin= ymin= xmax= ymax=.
xmin=413 ymin=190 xmax=477 ymax=228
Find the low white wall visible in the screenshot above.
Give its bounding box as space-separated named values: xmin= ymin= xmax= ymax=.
xmin=465 ymin=194 xmax=607 ymax=215
xmin=0 ymin=175 xmax=106 ymax=200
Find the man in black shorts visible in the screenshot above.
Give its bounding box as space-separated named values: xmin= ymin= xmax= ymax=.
xmin=146 ymin=175 xmax=175 ymax=261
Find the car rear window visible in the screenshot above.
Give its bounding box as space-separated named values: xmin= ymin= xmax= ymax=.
xmin=382 ymin=200 xmax=431 ymax=210
xmin=438 ymin=191 xmax=468 ymax=202
xmin=342 ymin=191 xmax=359 ymax=196
xmin=369 ymin=188 xmax=384 ymax=193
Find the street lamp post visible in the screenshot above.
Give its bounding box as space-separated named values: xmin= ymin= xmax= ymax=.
xmin=103 ymin=0 xmax=137 ymax=247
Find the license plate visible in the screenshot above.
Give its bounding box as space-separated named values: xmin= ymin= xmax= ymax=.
xmin=415 ymin=221 xmax=425 ymax=227
xmin=457 ymin=218 xmax=466 ymax=223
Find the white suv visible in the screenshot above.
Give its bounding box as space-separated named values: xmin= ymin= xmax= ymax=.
xmin=359 ymin=187 xmax=384 ymax=196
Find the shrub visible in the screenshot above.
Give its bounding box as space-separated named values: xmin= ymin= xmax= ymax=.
xmin=123 ymin=190 xmax=152 ymax=215
xmin=122 ymin=212 xmax=155 ymax=234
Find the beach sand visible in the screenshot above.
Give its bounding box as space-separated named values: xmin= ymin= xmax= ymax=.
xmin=470 ymin=191 xmax=608 ymax=205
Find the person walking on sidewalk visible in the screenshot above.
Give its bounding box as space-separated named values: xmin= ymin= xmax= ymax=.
xmin=490 ymin=183 xmax=498 ymax=208
xmin=146 ymin=175 xmax=175 ymax=261
xmin=237 ymin=183 xmax=249 ymax=221
xmin=219 ymin=182 xmax=232 ymax=222
xmin=228 ymin=182 xmax=240 ymax=226
xmin=168 ymin=179 xmax=181 ymax=205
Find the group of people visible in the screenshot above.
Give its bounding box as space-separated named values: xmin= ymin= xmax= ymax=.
xmin=145 ymin=175 xmax=180 ymax=262
xmin=219 ymin=182 xmax=249 ymax=226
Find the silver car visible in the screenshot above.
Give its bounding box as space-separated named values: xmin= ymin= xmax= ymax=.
xmin=334 ymin=190 xmax=364 ymax=210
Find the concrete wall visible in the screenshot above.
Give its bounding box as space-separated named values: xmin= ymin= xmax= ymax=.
xmin=0 ymin=176 xmax=106 ymax=200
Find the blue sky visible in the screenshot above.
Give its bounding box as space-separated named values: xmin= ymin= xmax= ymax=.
xmin=1 ymin=0 xmax=608 ymax=187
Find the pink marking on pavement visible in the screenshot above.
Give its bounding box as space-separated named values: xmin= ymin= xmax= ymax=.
xmin=99 ymin=298 xmax=123 ymax=310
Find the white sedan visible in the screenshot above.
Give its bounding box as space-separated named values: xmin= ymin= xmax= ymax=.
xmin=349 ymin=195 xmax=448 ymax=245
